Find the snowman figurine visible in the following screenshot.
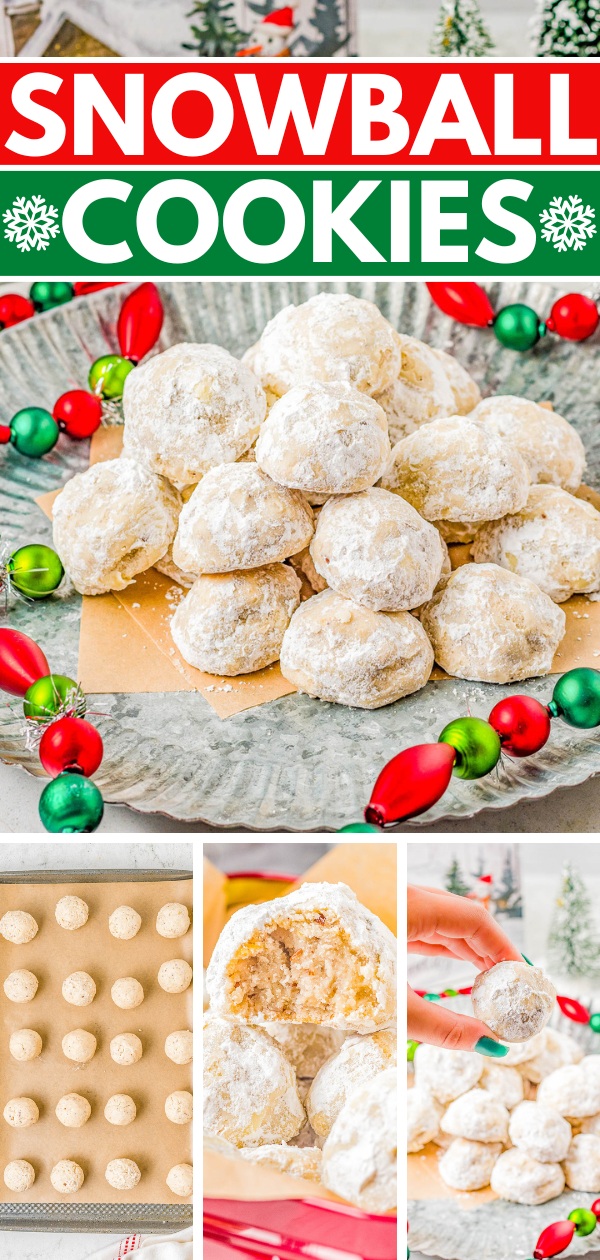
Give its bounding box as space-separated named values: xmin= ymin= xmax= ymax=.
xmin=237 ymin=3 xmax=297 ymax=55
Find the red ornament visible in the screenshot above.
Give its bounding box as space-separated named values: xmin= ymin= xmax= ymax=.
xmin=117 ymin=282 xmax=163 ymax=364
xmin=0 ymin=424 xmax=11 ymax=444
xmin=427 ymin=282 xmax=495 ymax=328
xmin=0 ymin=293 xmax=35 ymax=329
xmin=73 ymin=282 xmax=122 ymax=296
xmin=546 ymin=293 xmax=599 ymax=342
xmin=0 ymin=628 xmax=49 ymax=697
xmin=557 ymin=994 xmax=590 ymax=1023
xmin=533 ymin=1222 xmax=575 ymax=1259
xmin=592 ymin=1200 xmax=600 ymax=1219
xmin=53 ymin=390 xmax=102 ymax=440
xmin=488 ymin=695 xmax=552 ymax=757
xmin=39 ymin=716 xmax=103 ymax=778
xmin=457 ymin=986 xmax=473 ymax=995
xmin=365 ymin=743 xmax=456 ymax=827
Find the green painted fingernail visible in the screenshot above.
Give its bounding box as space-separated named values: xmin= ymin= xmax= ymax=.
xmin=522 ymin=954 xmax=533 ymax=965
xmin=474 ymin=1037 xmax=509 ymax=1057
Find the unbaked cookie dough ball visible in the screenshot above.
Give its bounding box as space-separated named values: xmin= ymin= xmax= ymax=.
xmin=204 ymin=1017 xmax=305 ymax=1147
xmin=473 ymin=485 xmax=600 ymax=603
xmin=111 ymin=977 xmax=144 ymax=1010
xmin=471 ymin=961 xmax=556 ymax=1042
xmin=105 ymin=1158 xmax=141 ymax=1190
xmin=508 ymin=1101 xmax=571 ymax=1162
xmin=255 ymin=382 xmax=391 ymax=495
xmin=55 ymin=896 xmax=89 ymax=931
xmin=156 ymin=903 xmax=191 ymax=940
xmin=122 ymin=343 xmax=266 ymax=488
xmin=158 ymin=959 xmax=193 ymax=994
xmin=165 ymin=1030 xmax=193 ymax=1065
xmin=431 ymin=346 xmax=481 ymax=416
xmin=110 ymin=1034 xmax=143 ymax=1066
xmin=55 ymin=1094 xmax=91 ymax=1128
xmin=4 ymin=970 xmax=38 ymax=1003
xmin=167 ymin=1163 xmax=193 ymax=1196
xmin=109 ymin=906 xmax=142 ymax=940
xmin=265 ymin=1024 xmax=345 ymax=1079
xmin=440 ymin=1089 xmax=509 ymax=1144
xmin=438 ymin=1137 xmax=502 ymax=1191
xmin=165 ymin=1090 xmax=193 ymax=1124
xmin=104 ymin=1094 xmax=137 ymax=1126
xmin=562 ymin=1134 xmax=600 ymax=1190
xmin=4 ymin=1160 xmax=35 ymax=1192
xmin=470 ymin=395 xmax=586 ymax=492
xmin=171 ymin=564 xmax=301 ymax=677
xmin=407 ymin=1086 xmax=443 ymax=1152
xmin=479 ymin=1061 xmax=524 ymax=1111
xmin=172 ymin=464 xmax=314 ymax=574
xmin=491 ymin=1147 xmax=565 ymax=1204
xmin=62 ymin=1029 xmax=97 ymax=1063
xmin=53 ymin=458 xmax=181 ymax=596
xmin=9 ymin=1029 xmax=42 ymax=1062
xmin=310 ymin=488 xmax=446 ymax=612
xmin=240 ymin=1145 xmax=322 ymax=1182
xmin=382 ymin=415 xmax=530 ymax=526
xmin=307 ymin=1029 xmax=397 ymax=1137
xmin=3 ymin=1097 xmax=39 ymax=1127
xmin=50 ymin=1161 xmax=84 ymax=1194
xmin=62 ymin=972 xmax=96 ymax=1007
xmin=537 ymin=1065 xmax=600 ymax=1118
xmin=414 ymin=1044 xmax=483 ymax=1105
xmin=420 ymin=564 xmax=566 ymax=683
xmin=375 ymin=335 xmax=456 ymax=443
xmin=251 ymin=292 xmax=402 ymax=400
xmin=0 ymin=910 xmax=38 ymax=944
xmin=321 ymin=1068 xmax=396 ymax=1213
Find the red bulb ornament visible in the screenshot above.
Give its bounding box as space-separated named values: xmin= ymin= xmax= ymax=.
xmin=533 ymin=1222 xmax=575 ymax=1259
xmin=426 ymin=282 xmax=495 ymax=328
xmin=73 ymin=282 xmax=122 ymax=296
xmin=0 ymin=628 xmax=49 ymax=697
xmin=546 ymin=293 xmax=599 ymax=342
xmin=117 ymin=282 xmax=163 ymax=364
xmin=365 ymin=743 xmax=456 ymax=827
xmin=488 ymin=695 xmax=551 ymax=757
xmin=53 ymin=390 xmax=102 ymax=439
xmin=0 ymin=293 xmax=35 ymax=329
xmin=557 ymin=995 xmax=590 ymax=1023
xmin=39 ymin=716 xmax=103 ymax=778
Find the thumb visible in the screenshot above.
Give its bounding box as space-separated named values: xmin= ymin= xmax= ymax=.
xmin=408 ymin=986 xmax=508 ymax=1055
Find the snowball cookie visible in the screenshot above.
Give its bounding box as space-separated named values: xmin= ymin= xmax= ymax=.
xmin=500 ymin=1029 xmax=550 ymax=1066
xmin=154 ymin=544 xmax=197 ymax=589
xmin=479 ymin=1062 xmax=524 ymax=1111
xmin=581 ymin=1114 xmax=600 ymax=1137
xmin=105 ymin=1158 xmax=141 ymax=1190
xmin=581 ymin=1055 xmax=600 ymax=1080
xmin=375 ymin=335 xmax=456 ymax=444
xmin=122 ymin=342 xmax=267 ymax=489
xmin=170 ymin=564 xmax=301 ymax=677
xmin=110 ymin=1034 xmax=143 ymax=1066
xmin=471 ymin=961 xmax=556 ymax=1042
xmin=3 ymin=1097 xmax=39 ymax=1127
xmin=104 ymin=1094 xmax=136 ymax=1126
xmin=470 ymin=395 xmax=586 ymax=492
xmin=62 ymin=1029 xmax=97 ymax=1063
xmin=167 ymin=1163 xmax=193 ymax=1196
xmin=9 ymin=1029 xmax=42 ymax=1062
xmin=382 ymin=414 xmax=530 ymax=527
xmin=321 ymin=1068 xmax=396 ymax=1213
xmin=473 ymin=484 xmax=600 ymax=603
xmin=4 ymin=970 xmax=38 ymax=1003
xmin=516 ymin=1028 xmax=583 ymax=1085
xmin=239 ymin=1145 xmax=322 ymax=1182
xmin=310 ymin=489 xmax=445 ymax=612
xmin=491 ymin=1146 xmax=565 ymax=1204
xmin=55 ymin=895 xmax=89 ymax=930
xmin=407 ymin=1086 xmax=444 ymax=1152
xmin=156 ymin=903 xmax=191 ymax=940
xmin=0 ymin=910 xmax=38 ymax=944
xmin=421 ymin=564 xmax=566 ymax=683
xmin=413 ymin=1044 xmax=483 ymax=1105
xmin=440 ymin=1089 xmax=509 ymax=1143
xmin=265 ymin=1024 xmax=346 ymax=1079
xmin=165 ymin=1030 xmax=193 ymax=1065
xmin=4 ymin=1160 xmax=35 ymax=1192
xmin=62 ymin=972 xmax=96 ymax=1007
xmin=109 ymin=905 xmax=142 ymax=940
xmin=307 ymin=1029 xmax=397 ymax=1137
xmin=280 ymin=590 xmax=434 ymax=709
xmin=111 ymin=977 xmax=144 ymax=1010
xmin=251 ymin=292 xmax=402 ymax=400
xmin=206 ymin=881 xmax=396 ymax=1034
xmin=508 ymin=1101 xmax=571 ymax=1162
xmin=55 ymin=1093 xmax=91 ymax=1128
xmin=438 ymin=1137 xmax=502 ymax=1191
xmin=158 ymin=959 xmax=193 ymax=994
xmin=431 ymin=346 xmax=481 ymax=416
xmin=537 ymin=1065 xmax=600 ymax=1117
xmin=172 ymin=464 xmax=314 ymax=574
xmin=563 ymin=1134 xmax=600 ymax=1190
xmin=255 ymin=382 xmax=391 ymax=496
xmin=204 ymin=1017 xmax=305 ymax=1146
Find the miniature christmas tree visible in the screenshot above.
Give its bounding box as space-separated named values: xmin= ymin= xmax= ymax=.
xmin=547 ymin=861 xmax=600 ymax=978
xmin=493 ymin=851 xmax=522 ymax=918
xmin=445 ymin=858 xmax=470 ymax=897
xmin=429 ymin=0 xmax=495 ymax=56
xmin=184 ymin=0 xmax=248 ymax=55
xmin=293 ymin=0 xmax=352 ymax=56
xmin=532 ymin=0 xmax=600 ymax=57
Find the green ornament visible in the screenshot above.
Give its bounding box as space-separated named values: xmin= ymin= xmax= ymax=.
xmin=590 ymin=1013 xmax=600 ymax=1033
xmin=7 ymin=544 xmax=64 ymax=598
xmin=88 ymin=354 xmax=134 ymax=399
xmin=23 ymin=674 xmax=80 ymax=722
xmin=443 ymin=989 xmax=458 ymax=997
xmin=424 ymin=993 xmax=440 ymax=1001
xmin=29 ymin=281 xmax=74 ymax=312
xmin=493 ymin=303 xmax=546 ymax=351
xmin=338 ymin=823 xmax=381 ymax=832
xmin=569 ymin=1209 xmax=597 ymax=1237
xmin=438 ymin=716 xmax=501 ymax=780
xmin=549 ymin=668 xmax=600 ymax=728
xmin=9 ymin=407 xmax=59 ymax=458
xmin=407 ymin=1040 xmax=419 ymax=1061
xmin=39 ymin=771 xmax=103 ymax=833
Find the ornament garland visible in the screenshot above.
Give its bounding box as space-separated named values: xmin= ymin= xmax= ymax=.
xmin=0 ymin=281 xmax=122 ymax=333
xmin=408 ymin=1201 xmax=600 ymax=1260
xmin=407 ymin=988 xmax=600 ymax=1061
xmin=427 ymin=282 xmax=600 ymax=351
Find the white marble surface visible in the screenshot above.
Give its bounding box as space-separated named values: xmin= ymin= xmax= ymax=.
xmin=0 ymin=1232 xmax=123 ymax=1259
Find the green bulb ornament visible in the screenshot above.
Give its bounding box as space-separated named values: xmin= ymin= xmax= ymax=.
xmin=39 ymin=771 xmax=103 ymax=833
xmin=23 ymin=674 xmax=81 ymax=722
xmin=438 ymin=716 xmax=501 ymax=780
xmin=88 ymin=354 xmax=134 ymax=399
xmin=493 ymin=304 xmax=547 ymax=351
xmin=29 ymin=281 xmax=74 ymax=312
xmin=338 ymin=823 xmax=381 ymax=832
xmin=568 ymin=1209 xmax=598 ymax=1237
xmin=9 ymin=407 xmax=59 ymax=457
xmin=7 ymin=544 xmax=64 ymax=598
xmin=407 ymin=1040 xmax=419 ymax=1061
xmin=549 ymin=668 xmax=600 ymax=728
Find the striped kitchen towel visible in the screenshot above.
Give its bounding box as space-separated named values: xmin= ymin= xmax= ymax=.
xmin=88 ymin=1228 xmax=193 ymax=1259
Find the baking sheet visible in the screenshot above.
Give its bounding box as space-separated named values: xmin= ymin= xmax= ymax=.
xmin=0 ymin=878 xmax=192 ymax=1205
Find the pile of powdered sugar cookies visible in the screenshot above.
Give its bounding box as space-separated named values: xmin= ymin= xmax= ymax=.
xmin=409 ymin=958 xmax=600 ymax=1204
xmin=203 ymin=880 xmax=397 ymax=1213
xmin=51 ymin=290 xmax=597 ymax=708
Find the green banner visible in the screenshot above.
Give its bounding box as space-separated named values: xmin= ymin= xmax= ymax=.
xmin=0 ymin=170 xmax=599 ymax=276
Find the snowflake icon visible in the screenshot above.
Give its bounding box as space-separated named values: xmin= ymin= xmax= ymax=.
xmin=3 ymin=195 xmax=60 ymax=253
xmin=539 ymin=194 xmax=596 ymax=253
